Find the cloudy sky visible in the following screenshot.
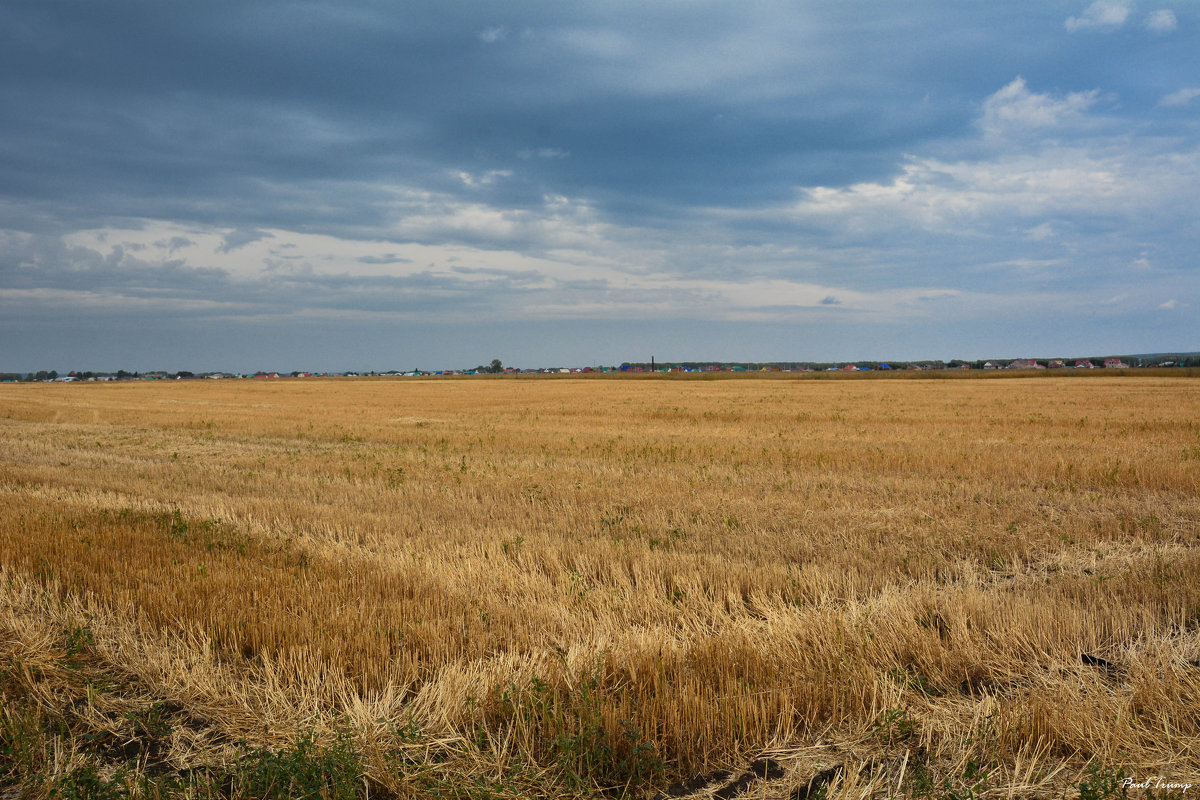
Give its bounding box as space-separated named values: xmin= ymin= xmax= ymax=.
xmin=2 ymin=1 xmax=1197 ymax=371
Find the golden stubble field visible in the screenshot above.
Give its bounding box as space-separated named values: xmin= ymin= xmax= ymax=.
xmin=1 ymin=374 xmax=1198 ymax=798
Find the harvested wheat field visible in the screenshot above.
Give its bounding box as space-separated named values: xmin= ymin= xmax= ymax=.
xmin=2 ymin=374 xmax=1199 ymax=799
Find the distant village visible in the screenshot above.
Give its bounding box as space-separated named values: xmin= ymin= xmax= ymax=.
xmin=4 ymin=353 xmax=1198 ymax=383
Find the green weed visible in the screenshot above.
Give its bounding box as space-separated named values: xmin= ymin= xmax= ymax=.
xmin=48 ymin=763 xmax=128 ymax=800
xmin=230 ymin=729 xmax=362 ymax=800
xmin=1079 ymin=764 xmax=1129 ymax=800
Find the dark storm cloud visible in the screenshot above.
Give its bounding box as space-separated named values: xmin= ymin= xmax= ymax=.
xmin=4 ymin=1 xmax=1195 ymax=233
xmin=157 ymin=236 xmax=195 ymax=253
xmin=0 ymin=232 xmax=229 ymax=298
xmin=357 ymin=255 xmax=413 ymax=265
xmin=0 ymin=2 xmax=1070 ymax=231
xmin=217 ymin=228 xmax=274 ymax=253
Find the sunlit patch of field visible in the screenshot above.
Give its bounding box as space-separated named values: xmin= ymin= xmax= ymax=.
xmin=2 ymin=375 xmax=1198 ymax=798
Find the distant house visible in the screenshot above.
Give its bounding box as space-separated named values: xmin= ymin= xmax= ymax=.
xmin=1103 ymin=358 xmax=1130 ymax=369
xmin=1048 ymin=359 xmax=1066 ymax=369
xmin=982 ymin=361 xmax=1001 ymax=370
xmin=1075 ymin=360 xmax=1096 ymax=369
xmin=1006 ymin=359 xmax=1043 ymax=370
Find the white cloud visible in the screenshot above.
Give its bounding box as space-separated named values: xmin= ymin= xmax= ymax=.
xmin=32 ymin=213 xmax=976 ymax=326
xmin=1160 ymin=88 xmax=1200 ymax=107
xmin=1066 ymin=1 xmax=1132 ymax=32
xmin=795 ymin=145 xmax=1197 ymax=236
xmin=1145 ymin=9 xmax=1178 ymax=32
xmin=478 ymin=26 xmax=507 ymax=43
xmin=455 ymin=169 xmax=513 ymax=187
xmin=1159 ymin=299 xmax=1177 ymax=309
xmin=788 ymin=73 xmax=1200 ymax=248
xmin=544 ymin=10 xmax=831 ymax=99
xmin=517 ymin=148 xmax=570 ymax=160
xmin=981 ymin=78 xmax=1099 ymax=135
xmin=1027 ymin=222 xmax=1056 ymax=241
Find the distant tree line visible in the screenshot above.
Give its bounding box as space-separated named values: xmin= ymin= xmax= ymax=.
xmin=469 ymin=359 xmax=505 ymax=374
xmin=4 ymin=353 xmax=1198 ymax=383
xmin=620 ymin=354 xmax=1200 ymax=371
xmin=1 ymin=369 xmax=168 ymax=381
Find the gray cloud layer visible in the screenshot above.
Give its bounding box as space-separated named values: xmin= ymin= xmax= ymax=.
xmin=1 ymin=1 xmax=1197 ymax=370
